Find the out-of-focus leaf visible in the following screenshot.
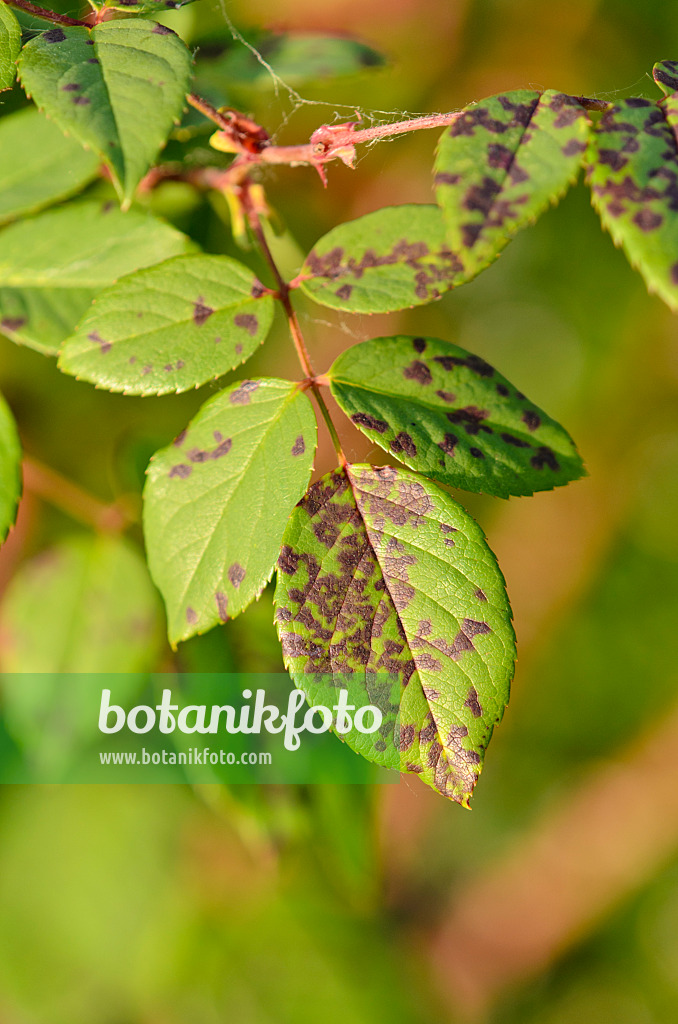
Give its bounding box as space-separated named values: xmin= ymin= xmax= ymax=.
xmin=0 ymin=5 xmax=21 ymax=91
xmin=18 ymin=20 xmax=192 ymax=205
xmin=274 ymin=464 xmax=515 ymax=806
xmin=195 ymin=30 xmax=384 ymax=94
xmin=0 ymin=108 xmax=100 ymax=226
xmin=328 ymin=335 xmax=584 ymax=498
xmin=299 ymin=205 xmax=461 ymax=313
xmin=0 ymin=534 xmax=163 ymax=672
xmin=59 ymin=254 xmax=274 ymax=395
xmin=0 ymin=201 xmax=193 ymax=354
xmin=0 ymin=391 xmax=21 ymax=543
xmin=144 ymin=378 xmax=317 ymax=645
xmin=104 ymin=0 xmax=199 ymax=12
xmin=586 ymin=97 xmax=678 ymax=311
xmin=434 ymin=90 xmax=589 ymax=282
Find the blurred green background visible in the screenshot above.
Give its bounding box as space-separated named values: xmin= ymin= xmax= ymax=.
xmin=2 ymin=0 xmax=678 ymax=1020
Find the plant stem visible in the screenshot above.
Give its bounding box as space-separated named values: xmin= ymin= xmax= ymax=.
xmin=5 ymin=0 xmax=89 ymax=25
xmin=22 ymin=455 xmax=135 ymax=532
xmin=240 ymin=184 xmax=347 ymax=469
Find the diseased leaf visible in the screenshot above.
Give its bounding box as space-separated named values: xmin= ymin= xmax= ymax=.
xmin=435 ymin=90 xmax=589 ymax=282
xmin=195 ymin=30 xmax=384 ymax=94
xmin=18 ymin=20 xmax=193 ymax=205
xmin=144 ymin=378 xmax=317 ymax=645
xmin=0 ymin=391 xmax=21 ymax=543
xmin=328 ymin=335 xmax=584 ymax=498
xmin=586 ymin=97 xmax=678 ymax=311
xmin=0 ymin=201 xmax=193 ymax=354
xmin=299 ymin=205 xmax=462 ymax=313
xmin=59 ymin=254 xmax=274 ymax=395
xmin=0 ymin=534 xmax=163 ymax=672
xmin=274 ymin=464 xmax=515 ymax=806
xmin=653 ymin=60 xmax=678 ymax=97
xmin=0 ymin=108 xmax=100 ymax=226
xmin=0 ymin=5 xmax=21 ymax=92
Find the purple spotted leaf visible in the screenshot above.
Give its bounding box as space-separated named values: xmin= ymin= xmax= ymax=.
xmin=58 ymin=254 xmax=274 ymax=395
xmin=298 ymin=205 xmax=462 ymax=313
xmin=0 ymin=390 xmax=21 ymax=544
xmin=586 ymin=96 xmax=678 ymax=311
xmin=653 ymin=61 xmax=678 ymax=97
xmin=0 ymin=201 xmax=193 ymax=355
xmin=328 ymin=335 xmax=584 ymax=498
xmin=274 ymin=464 xmax=515 ymax=806
xmin=18 ymin=20 xmax=192 ymax=206
xmin=435 ymin=90 xmax=590 ymax=282
xmin=143 ymin=378 xmax=317 ymax=645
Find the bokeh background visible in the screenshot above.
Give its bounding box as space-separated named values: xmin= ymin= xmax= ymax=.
xmin=2 ymin=0 xmax=678 ymax=1020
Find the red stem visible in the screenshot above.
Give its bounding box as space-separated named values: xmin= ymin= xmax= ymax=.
xmin=5 ymin=0 xmax=89 ymax=26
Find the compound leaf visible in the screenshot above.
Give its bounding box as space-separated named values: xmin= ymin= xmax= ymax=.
xmin=0 ymin=391 xmax=21 ymax=543
xmin=0 ymin=108 xmax=99 ymax=226
xmin=435 ymin=90 xmax=589 ymax=282
xmin=18 ymin=19 xmax=193 ymax=206
xmin=144 ymin=378 xmax=317 ymax=645
xmin=0 ymin=201 xmax=193 ymax=354
xmin=274 ymin=464 xmax=515 ymax=806
xmin=298 ymin=205 xmax=462 ymax=313
xmin=329 ymin=335 xmax=584 ymax=498
xmin=0 ymin=5 xmax=21 ymax=92
xmin=0 ymin=534 xmax=162 ymax=672
xmin=586 ymin=97 xmax=678 ymax=311
xmin=59 ymin=254 xmax=274 ymax=395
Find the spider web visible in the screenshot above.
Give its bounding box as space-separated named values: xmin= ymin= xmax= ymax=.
xmin=209 ymin=0 xmax=444 ymax=151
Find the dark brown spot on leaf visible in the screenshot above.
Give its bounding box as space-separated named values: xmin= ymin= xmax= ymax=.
xmin=413 ymin=337 xmax=427 ymax=353
xmin=169 ymin=464 xmax=192 ymax=479
xmin=522 ymin=410 xmax=541 ymax=431
xmin=186 ymin=607 xmax=198 ymax=624
xmin=403 ymin=360 xmax=432 ymax=385
xmin=291 ymin=435 xmax=305 ymax=456
xmin=464 ymin=687 xmax=483 ymax=717
xmin=390 ymin=432 xmax=417 ymax=457
xmin=228 ymin=563 xmax=246 ymax=588
xmin=234 ymin=314 xmax=258 ymax=335
xmin=88 ymin=330 xmax=111 ymax=355
xmin=230 ymin=381 xmax=260 ymax=405
xmin=43 ymin=28 xmax=66 ymax=42
xmin=193 ymin=299 xmax=214 ymax=326
xmin=351 ymin=412 xmax=388 ymax=433
xmin=215 ymin=592 xmax=228 ymax=622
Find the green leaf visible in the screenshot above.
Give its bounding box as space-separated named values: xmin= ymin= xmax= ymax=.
xmin=274 ymin=464 xmax=515 ymax=806
xmin=328 ymin=335 xmax=584 ymax=498
xmin=0 ymin=201 xmax=193 ymax=354
xmin=299 ymin=205 xmax=461 ymax=313
xmin=434 ymin=90 xmax=589 ymax=282
xmin=195 ymin=30 xmax=384 ymax=93
xmin=0 ymin=108 xmax=100 ymax=226
xmin=0 ymin=534 xmax=163 ymax=672
xmin=652 ymin=60 xmax=678 ymax=97
xmin=18 ymin=20 xmax=193 ymax=206
xmin=59 ymin=254 xmax=274 ymax=395
xmin=0 ymin=390 xmax=21 ymax=543
xmin=586 ymin=97 xmax=678 ymax=311
xmin=143 ymin=378 xmax=317 ymax=645
xmin=0 ymin=5 xmax=21 ymax=92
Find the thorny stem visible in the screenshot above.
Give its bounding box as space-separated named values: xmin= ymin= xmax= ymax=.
xmin=239 ymin=183 xmax=347 ymax=469
xmin=5 ymin=0 xmax=89 ymax=25
xmin=22 ymin=456 xmax=135 ymax=532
